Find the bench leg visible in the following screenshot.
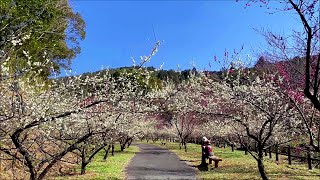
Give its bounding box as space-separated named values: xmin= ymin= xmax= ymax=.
xmin=209 ymin=158 xmax=213 ymax=164
xmin=214 ymin=161 xmax=219 ymax=168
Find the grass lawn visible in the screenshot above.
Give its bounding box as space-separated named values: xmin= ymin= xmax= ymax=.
xmin=146 ymin=141 xmax=320 ymax=180
xmin=53 ymin=144 xmax=139 ymax=180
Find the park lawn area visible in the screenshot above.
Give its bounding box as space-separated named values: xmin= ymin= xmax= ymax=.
xmin=148 ymin=141 xmax=320 ymax=180
xmin=53 ymin=144 xmax=139 ymax=180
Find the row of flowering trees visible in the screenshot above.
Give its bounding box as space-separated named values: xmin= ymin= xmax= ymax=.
xmin=149 ymin=62 xmax=318 ymax=180
xmin=1 ymin=1 xmax=318 ymax=180
xmin=1 ymin=34 xmax=318 ymax=180
xmin=141 ymin=53 xmax=319 ymax=180
xmin=0 ymin=2 xmax=164 ymax=179
xmin=0 ymin=20 xmax=162 ymax=178
xmin=0 ymin=68 xmax=161 ymax=179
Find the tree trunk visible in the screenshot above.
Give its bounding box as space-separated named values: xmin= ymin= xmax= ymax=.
xmin=257 ymin=152 xmax=268 ymax=180
xmin=121 ymin=145 xmax=125 ymax=151
xmin=275 ymin=145 xmax=279 ymax=161
xmin=103 ymin=145 xmax=111 ymax=161
xmin=318 ymin=125 xmax=320 ymax=149
xmin=37 ymin=132 xmax=93 ymax=180
xmin=81 ymin=144 xmax=106 ymax=174
xmin=184 ymin=142 xmax=187 ymax=152
xmin=127 ymin=138 xmax=133 ymax=148
xmin=111 ymin=144 xmax=115 ymax=156
xmin=30 ymin=172 xmax=36 ymax=180
xmin=268 ymin=147 xmax=272 ymax=159
xmin=0 ymin=144 xmax=2 ymax=172
xmin=11 ymin=132 xmax=37 ymax=180
xmin=80 ymin=162 xmax=88 ymax=175
xmin=80 ymin=147 xmax=87 ymax=175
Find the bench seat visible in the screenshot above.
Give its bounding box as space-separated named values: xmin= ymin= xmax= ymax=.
xmin=209 ymin=156 xmax=222 ymax=168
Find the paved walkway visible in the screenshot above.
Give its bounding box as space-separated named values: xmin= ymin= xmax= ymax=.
xmin=125 ymin=143 xmax=197 ymax=180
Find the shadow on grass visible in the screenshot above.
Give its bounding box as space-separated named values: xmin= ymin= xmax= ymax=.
xmin=114 ymin=150 xmax=136 ymax=154
xmin=191 ymin=164 xmax=209 ymax=171
xmin=194 ymin=163 xmax=320 ymax=178
xmin=190 ymin=163 xmax=257 ymax=174
xmin=268 ymin=173 xmax=320 ymax=178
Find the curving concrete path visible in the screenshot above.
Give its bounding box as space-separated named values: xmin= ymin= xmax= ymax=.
xmin=125 ymin=143 xmax=197 ymax=180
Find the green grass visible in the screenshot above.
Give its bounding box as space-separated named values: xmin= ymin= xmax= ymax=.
xmin=53 ymin=144 xmax=139 ymax=180
xmin=146 ymin=141 xmax=320 ymax=180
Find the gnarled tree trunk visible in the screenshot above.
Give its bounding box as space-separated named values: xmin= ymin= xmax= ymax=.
xmin=103 ymin=145 xmax=111 ymax=161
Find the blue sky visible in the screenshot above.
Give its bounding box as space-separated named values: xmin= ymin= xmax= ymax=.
xmin=66 ymin=0 xmax=301 ymax=76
